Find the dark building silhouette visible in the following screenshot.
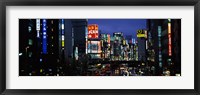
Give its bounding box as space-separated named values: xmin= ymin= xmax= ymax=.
xmin=19 ymin=19 xmax=60 ymax=76
xmin=147 ymin=19 xmax=181 ymax=75
xmin=72 ymin=19 xmax=88 ymax=57
xmin=19 ymin=19 xmax=37 ymax=76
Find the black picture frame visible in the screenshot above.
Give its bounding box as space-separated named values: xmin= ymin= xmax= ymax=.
xmin=0 ymin=0 xmax=200 ymax=95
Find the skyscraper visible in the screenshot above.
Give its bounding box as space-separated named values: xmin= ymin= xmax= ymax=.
xmin=146 ymin=19 xmax=181 ymax=75
xmin=72 ymin=19 xmax=88 ymax=57
xmin=113 ymin=32 xmax=123 ymax=60
xmin=137 ymin=29 xmax=147 ymax=62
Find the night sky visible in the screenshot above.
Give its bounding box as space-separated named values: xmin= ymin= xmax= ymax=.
xmin=88 ymin=19 xmax=147 ymax=39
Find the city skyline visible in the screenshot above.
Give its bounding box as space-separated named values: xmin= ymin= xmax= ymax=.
xmin=19 ymin=19 xmax=181 ymax=76
xmin=88 ymin=19 xmax=146 ymax=39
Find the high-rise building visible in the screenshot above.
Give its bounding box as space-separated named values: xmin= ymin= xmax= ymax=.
xmin=45 ymin=19 xmax=59 ymax=75
xmin=19 ymin=19 xmax=61 ymax=76
xmin=137 ymin=29 xmax=147 ymax=62
xmin=125 ymin=35 xmax=134 ymax=60
xmin=100 ymin=33 xmax=111 ymax=59
xmin=113 ymin=32 xmax=123 ymax=60
xmin=61 ymin=19 xmax=88 ymax=62
xmin=35 ymin=19 xmax=59 ymax=75
xmin=19 ymin=19 xmax=37 ymax=76
xmin=171 ymin=19 xmax=181 ymax=75
xmin=146 ymin=19 xmax=181 ymax=75
xmin=72 ymin=19 xmax=88 ymax=57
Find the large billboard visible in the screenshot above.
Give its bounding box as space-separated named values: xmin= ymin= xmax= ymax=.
xmin=88 ymin=24 xmax=99 ymax=39
xmin=87 ymin=41 xmax=101 ymax=53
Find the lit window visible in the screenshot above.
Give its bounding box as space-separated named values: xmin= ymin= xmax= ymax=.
xmin=40 ymin=58 xmax=42 ymax=62
xmin=40 ymin=69 xmax=43 ymax=73
xmin=28 ymin=26 xmax=31 ymax=32
xmin=28 ymin=52 xmax=32 ymax=57
xmin=28 ymin=39 xmax=32 ymax=45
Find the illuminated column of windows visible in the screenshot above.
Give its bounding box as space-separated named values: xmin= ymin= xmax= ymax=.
xmin=168 ymin=19 xmax=172 ymax=56
xmin=42 ymin=19 xmax=47 ymax=54
xmin=61 ymin=19 xmax=64 ymax=49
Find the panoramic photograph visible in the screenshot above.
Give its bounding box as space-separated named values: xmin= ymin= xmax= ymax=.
xmin=19 ymin=19 xmax=181 ymax=76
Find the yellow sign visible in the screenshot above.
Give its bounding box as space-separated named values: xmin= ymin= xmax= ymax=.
xmin=137 ymin=34 xmax=146 ymax=38
xmin=62 ymin=41 xmax=64 ymax=47
xmin=137 ymin=30 xmax=146 ymax=38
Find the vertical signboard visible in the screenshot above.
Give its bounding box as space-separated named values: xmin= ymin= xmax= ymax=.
xmin=61 ymin=19 xmax=64 ymax=48
xmin=88 ymin=24 xmax=98 ymax=39
xmin=42 ymin=19 xmax=47 ymax=54
xmin=168 ymin=19 xmax=172 ymax=56
xmin=36 ymin=19 xmax=40 ymax=38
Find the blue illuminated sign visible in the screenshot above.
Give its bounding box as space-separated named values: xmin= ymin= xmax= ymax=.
xmin=42 ymin=19 xmax=47 ymax=54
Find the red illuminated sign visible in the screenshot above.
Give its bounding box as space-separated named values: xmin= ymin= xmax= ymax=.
xmin=88 ymin=24 xmax=99 ymax=39
xmin=168 ymin=22 xmax=172 ymax=56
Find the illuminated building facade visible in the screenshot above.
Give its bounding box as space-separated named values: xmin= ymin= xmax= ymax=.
xmin=87 ymin=24 xmax=101 ymax=59
xmin=113 ymin=32 xmax=123 ymax=60
xmin=125 ymin=35 xmax=134 ymax=60
xmin=100 ymin=33 xmax=111 ymax=59
xmin=133 ymin=39 xmax=139 ymax=61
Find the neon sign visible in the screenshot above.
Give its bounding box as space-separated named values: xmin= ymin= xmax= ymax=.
xmin=88 ymin=24 xmax=98 ymax=39
xmin=42 ymin=19 xmax=47 ymax=54
xmin=61 ymin=19 xmax=64 ymax=47
xmin=168 ymin=19 xmax=172 ymax=56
